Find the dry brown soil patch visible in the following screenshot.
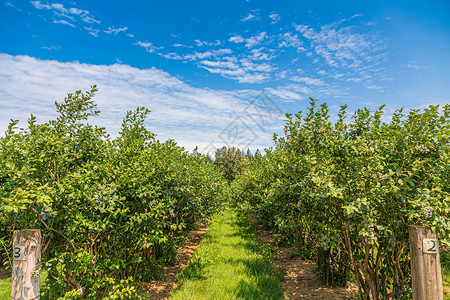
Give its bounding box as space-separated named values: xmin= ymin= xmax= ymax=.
xmin=141 ymin=223 xmax=208 ymax=299
xmin=0 ymin=266 xmax=10 ymax=280
xmin=248 ymin=214 xmax=358 ymax=299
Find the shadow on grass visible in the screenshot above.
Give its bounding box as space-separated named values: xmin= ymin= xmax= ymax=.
xmin=178 ymin=254 xmax=207 ymax=281
xmin=228 ymin=213 xmax=284 ymax=299
xmin=236 ymin=277 xmax=284 ymax=300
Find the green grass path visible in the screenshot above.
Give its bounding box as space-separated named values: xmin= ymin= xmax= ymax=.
xmin=171 ymin=208 xmax=284 ymax=300
xmin=0 ymin=278 xmax=10 ymax=300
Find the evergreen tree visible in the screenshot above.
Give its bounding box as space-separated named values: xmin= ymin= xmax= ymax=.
xmin=214 ymin=146 xmax=244 ymax=182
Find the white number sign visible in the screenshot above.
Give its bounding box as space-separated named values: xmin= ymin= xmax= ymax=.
xmin=13 ymin=246 xmax=26 ymax=261
xmin=423 ymin=239 xmax=439 ymax=254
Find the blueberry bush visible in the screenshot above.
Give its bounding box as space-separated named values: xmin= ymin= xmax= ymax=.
xmin=232 ymin=99 xmax=450 ymax=299
xmin=0 ymin=87 xmax=229 ymax=298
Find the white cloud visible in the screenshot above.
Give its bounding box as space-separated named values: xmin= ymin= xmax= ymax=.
xmin=53 ymin=19 xmax=75 ymax=27
xmin=31 ymin=1 xmax=100 ymax=24
xmin=292 ymin=20 xmax=387 ymax=90
xmin=173 ymin=43 xmax=193 ymax=48
xmin=157 ymin=44 xmax=273 ymax=83
xmin=197 ymin=61 xmax=272 ymax=83
xmin=182 ymin=49 xmax=232 ymax=61
xmin=134 ymin=41 xmax=162 ymax=53
xmin=245 ymin=32 xmax=267 ymax=48
xmin=266 ymin=88 xmax=303 ymax=101
xmin=293 ymin=22 xmax=387 ymax=69
xmin=364 ymin=84 xmax=383 ymax=91
xmin=241 ymin=13 xmax=256 ymax=22
xmin=105 ymin=26 xmax=128 ymax=35
xmin=0 ymin=54 xmax=284 ymax=152
xmin=159 ymin=52 xmax=183 ymax=60
xmin=269 ymin=13 xmax=281 ymax=24
xmin=68 ymin=7 xmax=88 ymax=15
xmin=406 ymin=63 xmax=426 ymax=70
xmin=194 ymin=39 xmax=221 ymax=47
xmin=278 ymin=32 xmax=303 ymax=49
xmin=84 ymin=27 xmax=100 ymax=37
xmin=229 ymin=34 xmax=245 ymax=43
xmin=41 ymin=45 xmax=61 ymax=51
xmin=291 ymin=76 xmax=326 ymax=86
xmin=248 ymin=48 xmax=275 ymax=61
xmin=229 ymin=33 xmax=270 ymax=49
xmin=82 ymin=15 xmax=100 ymax=24
xmin=159 ymin=32 xmax=277 ymax=83
xmin=30 ymin=1 xmax=51 ymax=10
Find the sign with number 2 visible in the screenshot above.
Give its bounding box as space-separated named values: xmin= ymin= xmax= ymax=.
xmin=423 ymin=239 xmax=439 ymax=254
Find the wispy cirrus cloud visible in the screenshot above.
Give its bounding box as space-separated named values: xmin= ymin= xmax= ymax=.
xmin=241 ymin=9 xmax=261 ymax=22
xmin=293 ymin=21 xmax=387 ymax=69
xmin=155 ymin=45 xmax=273 ymax=83
xmin=27 ymin=2 xmax=390 ymax=90
xmin=265 ymin=88 xmax=303 ymax=100
xmin=278 ymin=32 xmax=304 ymax=50
xmin=228 ymin=32 xmax=271 ymax=48
xmin=104 ymin=26 xmax=128 ymax=35
xmin=229 ymin=34 xmax=245 ymax=43
xmin=41 ymin=45 xmax=61 ymax=51
xmin=245 ymin=32 xmax=268 ymax=48
xmin=406 ymin=63 xmax=427 ymax=70
xmin=81 ymin=15 xmax=100 ymax=24
xmin=197 ymin=56 xmax=273 ymax=83
xmin=30 ymin=1 xmax=100 ymax=24
xmin=242 ymin=13 xmax=256 ymax=22
xmin=194 ymin=39 xmax=221 ymax=47
xmin=291 ymin=76 xmax=326 ymax=86
xmin=269 ymin=13 xmax=281 ymax=24
xmin=53 ymin=19 xmax=75 ymax=27
xmin=84 ymin=27 xmax=100 ymax=37
xmin=134 ymin=41 xmax=162 ymax=53
xmin=173 ymin=43 xmax=193 ymax=48
xmin=293 ymin=19 xmax=388 ymax=91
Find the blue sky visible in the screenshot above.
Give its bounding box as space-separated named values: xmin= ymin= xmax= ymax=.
xmin=1 ymin=0 xmax=449 ymax=152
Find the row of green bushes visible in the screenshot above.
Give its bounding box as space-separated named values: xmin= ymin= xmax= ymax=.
xmin=0 ymin=87 xmax=229 ymax=299
xmin=232 ymin=99 xmax=450 ymax=299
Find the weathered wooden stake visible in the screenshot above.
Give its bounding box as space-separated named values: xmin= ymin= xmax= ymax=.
xmin=11 ymin=229 xmax=41 ymax=300
xmin=408 ymin=225 xmax=443 ymax=300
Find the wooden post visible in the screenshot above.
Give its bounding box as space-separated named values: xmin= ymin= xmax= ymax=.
xmin=408 ymin=225 xmax=443 ymax=300
xmin=11 ymin=229 xmax=41 ymax=300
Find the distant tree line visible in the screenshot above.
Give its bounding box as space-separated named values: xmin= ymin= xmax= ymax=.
xmin=212 ymin=146 xmax=261 ymax=182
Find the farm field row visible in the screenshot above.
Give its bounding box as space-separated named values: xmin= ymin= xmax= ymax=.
xmin=1 ymin=90 xmax=449 ymax=299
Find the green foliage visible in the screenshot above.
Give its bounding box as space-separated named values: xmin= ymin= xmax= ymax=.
xmin=0 ymin=87 xmax=229 ymax=298
xmin=232 ymin=99 xmax=450 ymax=299
xmin=214 ymin=146 xmax=245 ymax=182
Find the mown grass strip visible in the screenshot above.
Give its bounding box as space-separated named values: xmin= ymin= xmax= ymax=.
xmin=171 ymin=208 xmax=284 ymax=300
xmin=0 ymin=277 xmax=10 ymax=300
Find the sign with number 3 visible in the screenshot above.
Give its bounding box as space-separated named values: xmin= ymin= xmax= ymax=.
xmin=423 ymin=239 xmax=439 ymax=254
xmin=13 ymin=246 xmax=26 ymax=261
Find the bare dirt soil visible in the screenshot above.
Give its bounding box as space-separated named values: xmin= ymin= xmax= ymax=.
xmin=0 ymin=266 xmax=10 ymax=280
xmin=141 ymin=223 xmax=209 ymax=299
xmin=248 ymin=214 xmax=358 ymax=300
